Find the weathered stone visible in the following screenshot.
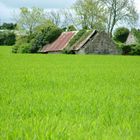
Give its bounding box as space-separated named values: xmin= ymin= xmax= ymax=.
xmin=125 ymin=33 xmax=137 ymax=45
xmin=74 ymin=31 xmax=118 ymax=54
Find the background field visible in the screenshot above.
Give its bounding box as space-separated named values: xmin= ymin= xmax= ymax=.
xmin=0 ymin=46 xmax=139 ymax=140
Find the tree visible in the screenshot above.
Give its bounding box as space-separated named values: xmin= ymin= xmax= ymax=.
xmin=16 ymin=7 xmax=46 ymax=38
xmin=61 ymin=9 xmax=78 ymax=29
xmin=31 ymin=21 xmax=62 ymax=53
xmin=101 ymin=0 xmax=138 ymax=37
xmin=113 ymin=27 xmax=129 ymax=43
xmin=73 ymin=0 xmax=106 ymax=30
xmin=0 ymin=23 xmax=17 ymax=30
xmin=46 ymin=10 xmax=61 ymax=27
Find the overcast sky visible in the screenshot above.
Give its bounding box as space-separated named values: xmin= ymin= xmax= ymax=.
xmin=0 ymin=0 xmax=140 ymax=24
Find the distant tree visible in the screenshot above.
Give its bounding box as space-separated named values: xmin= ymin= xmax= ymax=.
xmin=0 ymin=31 xmax=16 ymax=45
xmin=62 ymin=9 xmax=78 ymax=29
xmin=113 ymin=27 xmax=129 ymax=43
xmin=46 ymin=9 xmax=78 ymax=30
xmin=0 ymin=23 xmax=16 ymax=30
xmin=16 ymin=7 xmax=46 ymax=39
xmin=73 ymin=0 xmax=106 ymax=30
xmin=46 ymin=10 xmax=61 ymax=26
xmin=101 ymin=0 xmax=138 ymax=37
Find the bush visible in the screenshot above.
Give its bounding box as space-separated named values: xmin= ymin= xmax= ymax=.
xmin=12 ymin=45 xmax=19 ymax=53
xmin=17 ymin=43 xmax=31 ymax=53
xmin=130 ymin=44 xmax=140 ymax=55
xmin=121 ymin=44 xmax=132 ymax=55
xmin=13 ymin=21 xmax=62 ymax=53
xmin=12 ymin=43 xmax=31 ymax=53
xmin=113 ymin=27 xmax=129 ymax=43
xmin=0 ymin=31 xmax=16 ymax=45
xmin=31 ymin=24 xmax=62 ymax=53
xmin=12 ymin=36 xmax=30 ymax=53
xmin=121 ymin=44 xmax=140 ymax=55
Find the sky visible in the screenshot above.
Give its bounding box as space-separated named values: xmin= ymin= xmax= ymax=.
xmin=0 ymin=0 xmax=140 ymax=24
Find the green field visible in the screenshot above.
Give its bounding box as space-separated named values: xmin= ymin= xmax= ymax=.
xmin=0 ymin=46 xmax=139 ymax=140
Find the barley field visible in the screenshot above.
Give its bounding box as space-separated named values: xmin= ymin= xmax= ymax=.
xmin=0 ymin=46 xmax=139 ymax=140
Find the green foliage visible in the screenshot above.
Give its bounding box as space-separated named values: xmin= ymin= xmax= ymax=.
xmin=67 ymin=25 xmax=77 ymax=31
xmin=0 ymin=23 xmax=17 ymax=30
xmin=66 ymin=30 xmax=93 ymax=54
xmin=12 ymin=43 xmax=32 ymax=53
xmin=120 ymin=44 xmax=140 ymax=55
xmin=0 ymin=31 xmax=16 ymax=45
xmin=113 ymin=27 xmax=129 ymax=43
xmin=14 ymin=21 xmax=62 ymax=53
xmin=61 ymin=27 xmax=67 ymax=32
xmin=131 ymin=28 xmax=140 ymax=43
xmin=17 ymin=7 xmax=46 ymax=38
xmin=68 ymin=29 xmax=86 ymax=47
xmin=31 ymin=22 xmax=62 ymax=53
xmin=0 ymin=46 xmax=140 ymax=139
xmin=17 ymin=43 xmax=32 ymax=53
xmin=12 ymin=36 xmax=30 ymax=53
xmin=73 ymin=0 xmax=106 ymax=30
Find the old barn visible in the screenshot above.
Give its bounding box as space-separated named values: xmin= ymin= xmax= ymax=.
xmin=41 ymin=30 xmax=118 ymax=54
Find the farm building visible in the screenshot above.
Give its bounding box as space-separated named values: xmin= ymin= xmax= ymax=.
xmin=125 ymin=33 xmax=137 ymax=45
xmin=41 ymin=30 xmax=118 ymax=54
xmin=125 ymin=29 xmax=140 ymax=45
xmin=71 ymin=30 xmax=118 ymax=54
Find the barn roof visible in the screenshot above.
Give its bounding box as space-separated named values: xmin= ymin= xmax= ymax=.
xmin=41 ymin=31 xmax=76 ymax=53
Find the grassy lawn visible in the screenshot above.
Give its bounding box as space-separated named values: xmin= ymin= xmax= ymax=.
xmin=0 ymin=46 xmax=139 ymax=140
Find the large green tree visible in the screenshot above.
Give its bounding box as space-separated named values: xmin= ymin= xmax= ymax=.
xmin=16 ymin=7 xmax=46 ymax=38
xmin=101 ymin=0 xmax=138 ymax=37
xmin=73 ymin=0 xmax=106 ymax=30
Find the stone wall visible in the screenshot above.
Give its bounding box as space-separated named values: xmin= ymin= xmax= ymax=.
xmin=76 ymin=32 xmax=119 ymax=54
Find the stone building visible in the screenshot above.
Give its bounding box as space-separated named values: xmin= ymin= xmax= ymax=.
xmin=125 ymin=33 xmax=137 ymax=45
xmin=72 ymin=30 xmax=118 ymax=54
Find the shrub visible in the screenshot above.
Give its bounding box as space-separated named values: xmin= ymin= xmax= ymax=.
xmin=17 ymin=43 xmax=31 ymax=53
xmin=31 ymin=24 xmax=62 ymax=53
xmin=113 ymin=27 xmax=129 ymax=43
xmin=13 ymin=42 xmax=31 ymax=53
xmin=121 ymin=44 xmax=132 ymax=55
xmin=120 ymin=44 xmax=140 ymax=55
xmin=12 ymin=45 xmax=19 ymax=53
xmin=130 ymin=44 xmax=140 ymax=55
xmin=12 ymin=36 xmax=29 ymax=53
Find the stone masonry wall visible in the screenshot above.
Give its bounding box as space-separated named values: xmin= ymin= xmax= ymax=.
xmin=76 ymin=32 xmax=118 ymax=54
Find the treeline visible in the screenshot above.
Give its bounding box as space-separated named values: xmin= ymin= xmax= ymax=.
xmin=0 ymin=23 xmax=16 ymax=46
xmin=0 ymin=23 xmax=16 ymax=30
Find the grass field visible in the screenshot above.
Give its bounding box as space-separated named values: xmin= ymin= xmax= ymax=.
xmin=0 ymin=46 xmax=140 ymax=140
